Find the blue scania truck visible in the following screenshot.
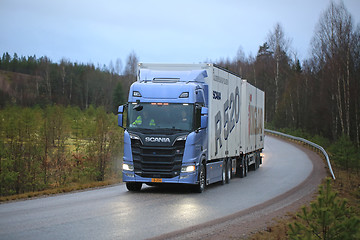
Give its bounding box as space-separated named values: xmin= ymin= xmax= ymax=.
xmin=118 ymin=63 xmax=264 ymax=192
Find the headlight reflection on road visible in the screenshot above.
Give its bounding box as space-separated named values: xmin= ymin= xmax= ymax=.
xmin=175 ymin=197 xmax=203 ymax=220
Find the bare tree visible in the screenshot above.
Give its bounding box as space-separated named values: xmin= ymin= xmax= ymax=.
xmin=234 ymin=46 xmax=247 ymax=77
xmin=267 ymin=23 xmax=291 ymax=114
xmin=311 ymin=1 xmax=358 ymax=139
xmin=40 ymin=57 xmax=52 ymax=100
xmin=108 ymin=60 xmax=115 ymax=74
xmin=123 ymin=51 xmax=139 ymax=96
xmin=124 ymin=51 xmax=139 ymax=77
xmin=115 ymin=58 xmax=123 ymax=75
xmin=59 ymin=59 xmax=68 ymax=96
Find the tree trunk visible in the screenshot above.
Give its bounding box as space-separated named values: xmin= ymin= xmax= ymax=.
xmin=345 ymin=48 xmax=350 ymax=137
xmin=275 ymin=57 xmax=279 ymax=113
xmin=356 ymin=101 xmax=360 ymax=148
xmin=61 ymin=65 xmax=66 ymax=96
xmin=69 ymin=77 xmax=72 ymax=102
xmin=336 ymin=74 xmax=345 ymax=135
xmin=45 ymin=68 xmax=51 ymax=100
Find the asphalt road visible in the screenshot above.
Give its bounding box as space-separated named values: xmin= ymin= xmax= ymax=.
xmin=0 ymin=135 xmax=313 ymax=240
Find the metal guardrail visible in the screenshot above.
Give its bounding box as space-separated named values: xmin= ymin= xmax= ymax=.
xmin=265 ymin=129 xmax=336 ymax=180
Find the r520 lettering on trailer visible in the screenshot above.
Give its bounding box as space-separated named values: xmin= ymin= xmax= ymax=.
xmin=214 ymin=86 xmax=240 ymax=155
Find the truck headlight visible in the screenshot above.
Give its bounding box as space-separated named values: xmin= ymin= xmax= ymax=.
xmin=123 ymin=163 xmax=134 ymax=171
xmin=181 ymin=165 xmax=196 ymax=173
xmin=129 ymin=133 xmax=141 ymax=140
xmin=175 ymin=135 xmax=187 ymax=142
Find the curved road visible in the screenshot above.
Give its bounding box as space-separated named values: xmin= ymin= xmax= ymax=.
xmin=0 ymin=136 xmax=317 ymax=240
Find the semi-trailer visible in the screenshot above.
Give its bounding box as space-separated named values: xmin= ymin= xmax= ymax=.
xmin=118 ymin=63 xmax=264 ymax=192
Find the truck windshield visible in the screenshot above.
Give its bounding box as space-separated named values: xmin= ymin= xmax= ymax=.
xmin=127 ymin=103 xmax=194 ymax=133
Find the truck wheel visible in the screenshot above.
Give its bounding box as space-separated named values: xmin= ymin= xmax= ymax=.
xmin=226 ymin=159 xmax=231 ymax=183
xmin=255 ymin=153 xmax=260 ymax=170
xmin=195 ymin=163 xmax=206 ymax=193
xmin=126 ymin=182 xmax=142 ymax=191
xmin=239 ymin=157 xmax=245 ymax=178
xmin=221 ymin=160 xmax=226 ymax=185
xmin=244 ymin=157 xmax=248 ymax=177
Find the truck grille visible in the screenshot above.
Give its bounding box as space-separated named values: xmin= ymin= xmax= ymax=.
xmin=131 ymin=139 xmax=185 ymax=178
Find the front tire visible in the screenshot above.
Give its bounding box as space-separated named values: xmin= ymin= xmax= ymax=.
xmin=126 ymin=182 xmax=142 ymax=191
xmin=195 ymin=163 xmax=206 ymax=193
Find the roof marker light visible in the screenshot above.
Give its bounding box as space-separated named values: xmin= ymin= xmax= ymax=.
xmin=133 ymin=91 xmax=142 ymax=97
xmin=179 ymin=92 xmax=189 ymax=98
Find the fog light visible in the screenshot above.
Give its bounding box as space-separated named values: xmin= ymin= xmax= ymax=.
xmin=180 ymin=175 xmax=190 ymax=179
xmin=125 ymin=173 xmax=135 ymax=178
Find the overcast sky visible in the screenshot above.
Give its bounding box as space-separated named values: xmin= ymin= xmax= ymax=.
xmin=1 ymin=0 xmax=359 ymax=69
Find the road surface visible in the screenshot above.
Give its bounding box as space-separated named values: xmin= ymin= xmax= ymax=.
xmin=0 ymin=135 xmax=318 ymax=240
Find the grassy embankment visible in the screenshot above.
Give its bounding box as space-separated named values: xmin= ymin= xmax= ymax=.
xmin=0 ymin=105 xmax=123 ymax=202
xmin=250 ymin=129 xmax=360 ymax=239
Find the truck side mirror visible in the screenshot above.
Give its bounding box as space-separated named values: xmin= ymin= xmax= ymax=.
xmin=118 ymin=105 xmax=125 ymax=128
xmin=200 ymin=107 xmax=208 ymax=129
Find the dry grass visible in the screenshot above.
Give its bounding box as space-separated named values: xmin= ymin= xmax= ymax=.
xmin=0 ymin=178 xmax=122 ymax=203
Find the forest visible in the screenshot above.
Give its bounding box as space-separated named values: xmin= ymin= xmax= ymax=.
xmin=0 ymin=51 xmax=139 ymax=113
xmin=0 ymin=52 xmax=140 ymax=196
xmin=0 ymin=1 xmax=359 ymax=197
xmin=218 ymin=2 xmax=360 ymax=147
xmin=0 ymin=105 xmax=122 ymax=196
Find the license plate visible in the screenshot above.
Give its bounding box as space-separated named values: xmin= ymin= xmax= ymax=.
xmin=151 ymin=178 xmax=162 ymax=183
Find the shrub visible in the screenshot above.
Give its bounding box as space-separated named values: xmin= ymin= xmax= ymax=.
xmin=329 ymin=135 xmax=359 ymax=170
xmin=288 ymin=178 xmax=360 ymax=240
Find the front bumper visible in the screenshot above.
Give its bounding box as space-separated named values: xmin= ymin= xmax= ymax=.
xmin=122 ymin=170 xmax=198 ymax=185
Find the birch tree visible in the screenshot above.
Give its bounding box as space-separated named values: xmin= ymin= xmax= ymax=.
xmin=267 ymin=23 xmax=291 ymax=114
xmin=40 ymin=57 xmax=52 ymax=101
xmin=124 ymin=51 xmax=139 ymax=77
xmin=311 ymin=1 xmax=359 ymax=139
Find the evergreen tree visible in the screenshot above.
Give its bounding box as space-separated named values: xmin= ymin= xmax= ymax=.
xmin=112 ymin=82 xmax=124 ymax=113
xmin=329 ymin=135 xmax=359 ymax=170
xmin=289 ymin=178 xmax=360 ymax=239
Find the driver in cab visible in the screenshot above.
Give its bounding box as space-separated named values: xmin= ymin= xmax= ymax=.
xmin=132 ymin=111 xmax=156 ymax=127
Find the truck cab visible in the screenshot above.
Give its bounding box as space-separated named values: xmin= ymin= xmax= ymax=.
xmin=118 ymin=65 xmax=209 ymax=191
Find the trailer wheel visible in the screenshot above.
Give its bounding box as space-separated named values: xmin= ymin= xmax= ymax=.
xmin=244 ymin=157 xmax=248 ymax=177
xmin=239 ymin=157 xmax=246 ymax=178
xmin=221 ymin=160 xmax=226 ymax=185
xmin=126 ymin=182 xmax=142 ymax=192
xmin=255 ymin=152 xmax=260 ymax=170
xmin=195 ymin=163 xmax=206 ymax=193
xmin=226 ymin=159 xmax=231 ymax=183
